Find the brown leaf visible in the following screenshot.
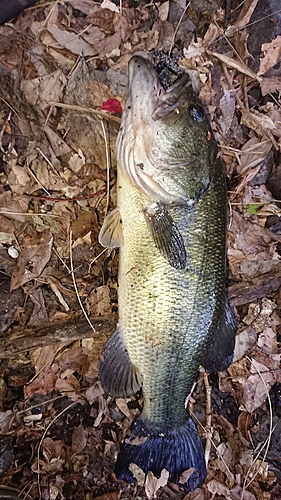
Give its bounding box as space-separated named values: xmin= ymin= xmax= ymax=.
xmin=10 ymin=230 xmax=53 ymax=291
xmin=71 ymin=211 xmax=99 ymax=240
xmin=28 ymin=288 xmax=48 ymax=326
xmin=145 ymin=469 xmax=169 ymax=500
xmin=58 ymin=346 xmax=90 ymax=375
xmin=258 ymin=35 xmax=281 ymax=76
xmin=24 ymin=365 xmax=59 ymax=399
xmin=21 ymin=70 xmax=67 ymax=112
xmin=72 ymin=423 xmax=87 ymax=454
xmin=0 ymin=215 xmax=15 ymax=244
xmin=86 ymin=286 xmax=112 ymax=316
xmin=233 ymin=326 xmax=257 ymax=362
xmin=226 ymin=0 xmax=259 ymax=33
xmin=93 ymin=493 xmax=118 ymax=500
xmin=238 ymin=411 xmax=252 ymax=440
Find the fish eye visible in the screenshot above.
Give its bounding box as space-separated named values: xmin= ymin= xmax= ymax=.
xmin=189 ymin=104 xmax=205 ymax=122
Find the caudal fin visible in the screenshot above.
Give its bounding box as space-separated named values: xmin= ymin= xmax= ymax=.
xmin=115 ymin=416 xmax=206 ymax=491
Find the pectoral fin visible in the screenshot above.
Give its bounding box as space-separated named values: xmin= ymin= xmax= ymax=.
xmin=99 ymin=208 xmax=124 ymax=248
xmin=98 ymin=324 xmax=143 ymax=398
xmin=202 ymin=298 xmax=237 ymax=373
xmin=143 ymin=202 xmax=186 ymax=270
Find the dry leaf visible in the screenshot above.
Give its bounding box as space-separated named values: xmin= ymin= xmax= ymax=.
xmin=260 ymin=76 xmax=281 ymax=96
xmin=55 ymin=374 xmax=84 ymax=403
xmin=86 ymin=286 xmax=112 ymax=315
xmin=208 ymin=50 xmax=262 ymax=83
xmin=44 ymin=26 xmax=97 ymax=56
xmin=28 ymin=288 xmax=48 ymax=326
xmin=225 ymin=0 xmax=259 ymax=34
xmin=116 ymin=398 xmax=131 ymax=418
xmin=129 ymin=463 xmax=145 ymax=486
xmin=233 ymin=326 xmax=257 ymax=362
xmin=158 ymin=1 xmax=170 ymax=22
xmin=236 ymin=137 xmax=272 ymax=175
xmin=0 ymin=215 xmax=15 ymax=244
xmin=228 ymin=211 xmax=280 ymax=279
xmin=258 ymin=35 xmax=281 ymax=76
xmin=72 ymin=423 xmax=87 ymax=454
xmin=145 ymin=469 xmax=169 ymax=500
xmin=93 ymin=493 xmax=118 ymax=500
xmin=101 ymin=0 xmax=119 ymax=13
xmin=24 ymin=364 xmax=59 ymax=399
xmin=216 ymin=89 xmax=236 ymax=135
xmin=10 ymin=230 xmax=53 ymax=291
xmin=179 ymin=468 xmax=195 ymax=484
xmin=85 ymin=383 xmax=104 ymax=405
xmin=58 ymin=346 xmax=90 ymax=375
xmin=207 ymin=479 xmax=231 ymax=499
xmin=21 ymin=70 xmax=67 ymax=112
xmin=0 ymin=411 xmax=14 ymax=434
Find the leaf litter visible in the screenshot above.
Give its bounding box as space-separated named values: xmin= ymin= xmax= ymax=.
xmin=0 ymin=0 xmax=281 ymax=499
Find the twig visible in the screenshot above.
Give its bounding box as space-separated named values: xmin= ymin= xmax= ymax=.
xmin=100 ymin=119 xmax=111 ymax=217
xmin=203 ymin=370 xmax=212 ymax=466
xmin=240 ymin=356 xmax=274 ymax=499
xmin=168 ymin=2 xmax=191 ymax=56
xmin=69 ymin=230 xmax=97 ymax=334
xmin=26 ymin=166 xmax=51 ymax=195
xmin=49 ymin=101 xmax=121 ymax=125
xmin=37 ymin=401 xmax=77 ymax=499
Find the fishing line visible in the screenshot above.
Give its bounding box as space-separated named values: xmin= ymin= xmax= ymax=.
xmin=209 ymin=8 xmax=281 ymax=46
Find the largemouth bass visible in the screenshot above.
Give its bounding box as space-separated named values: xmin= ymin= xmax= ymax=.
xmin=98 ymin=55 xmax=236 ymax=491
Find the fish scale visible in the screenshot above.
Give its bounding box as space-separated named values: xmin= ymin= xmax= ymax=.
xmin=98 ymin=55 xmax=236 ymax=491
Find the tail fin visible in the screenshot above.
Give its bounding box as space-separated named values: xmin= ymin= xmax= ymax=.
xmin=115 ymin=416 xmax=206 ymax=491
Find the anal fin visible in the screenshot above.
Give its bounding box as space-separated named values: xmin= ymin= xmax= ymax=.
xmin=99 ymin=208 xmax=124 ymax=249
xmin=143 ymin=202 xmax=186 ymax=270
xmin=202 ymin=297 xmax=237 ymax=373
xmin=98 ymin=324 xmax=142 ymax=398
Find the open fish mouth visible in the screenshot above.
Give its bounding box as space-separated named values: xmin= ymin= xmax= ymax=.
xmin=127 ymin=55 xmax=189 ymax=121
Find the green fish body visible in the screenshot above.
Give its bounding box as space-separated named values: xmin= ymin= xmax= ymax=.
xmin=98 ymin=55 xmax=236 ymax=491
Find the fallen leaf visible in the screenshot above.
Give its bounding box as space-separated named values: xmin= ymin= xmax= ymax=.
xmin=0 ymin=215 xmax=15 ymax=244
xmin=100 ymin=0 xmax=119 ymax=13
xmin=93 ymin=493 xmax=118 ymax=500
xmin=233 ymin=326 xmax=257 ymax=362
xmin=116 ymin=398 xmax=131 ymax=418
xmin=225 ymin=0 xmax=259 ymax=33
xmin=145 ymin=469 xmax=169 ymax=500
xmin=237 ymin=411 xmax=252 ymax=441
xmin=86 ymin=286 xmax=112 ymax=315
xmin=72 ymin=423 xmax=87 ymax=454
xmin=216 ymin=89 xmax=236 ymax=135
xmin=43 ymin=26 xmax=97 ymax=56
xmin=207 ymin=479 xmax=231 ymax=499
xmin=158 ymin=1 xmax=169 ymax=22
xmin=258 ymin=35 xmax=281 ymax=76
xmin=28 ymin=288 xmax=48 ymax=326
xmin=0 ymin=411 xmax=14 ymax=434
xmin=10 ymin=230 xmax=53 ymax=291
xmin=21 ymin=70 xmax=67 ymax=112
xmin=179 ymin=468 xmax=195 ymax=484
xmin=129 ymin=463 xmax=145 ymax=486
xmin=24 ymin=364 xmax=59 ymax=399
xmin=257 ymin=327 xmax=278 ymax=354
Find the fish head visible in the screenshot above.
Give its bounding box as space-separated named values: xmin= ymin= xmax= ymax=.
xmin=116 ymin=55 xmax=218 ymax=205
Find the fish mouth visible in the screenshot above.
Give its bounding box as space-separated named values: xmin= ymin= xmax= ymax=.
xmin=128 ymin=55 xmax=189 ymax=120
